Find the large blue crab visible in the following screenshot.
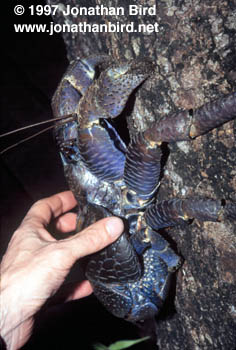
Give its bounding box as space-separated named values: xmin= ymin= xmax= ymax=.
xmin=52 ymin=55 xmax=236 ymax=323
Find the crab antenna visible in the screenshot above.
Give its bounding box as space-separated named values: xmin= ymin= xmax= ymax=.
xmin=0 ymin=114 xmax=77 ymax=154
xmin=0 ymin=114 xmax=76 ymax=138
xmin=0 ymin=125 xmax=56 ymax=154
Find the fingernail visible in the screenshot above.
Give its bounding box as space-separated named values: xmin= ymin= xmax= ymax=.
xmin=106 ymin=217 xmax=124 ymax=238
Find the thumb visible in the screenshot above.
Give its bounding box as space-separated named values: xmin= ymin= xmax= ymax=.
xmin=60 ymin=216 xmax=124 ymax=261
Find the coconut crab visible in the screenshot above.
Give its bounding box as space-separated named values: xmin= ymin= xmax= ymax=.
xmin=51 ymin=55 xmax=236 ymax=323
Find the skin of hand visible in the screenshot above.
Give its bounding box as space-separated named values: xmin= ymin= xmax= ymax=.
xmin=0 ymin=191 xmax=124 ymax=350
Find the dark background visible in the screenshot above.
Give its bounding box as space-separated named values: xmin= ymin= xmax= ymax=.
xmin=1 ymin=0 xmax=68 ymax=257
xmin=0 ymin=2 xmax=152 ymax=349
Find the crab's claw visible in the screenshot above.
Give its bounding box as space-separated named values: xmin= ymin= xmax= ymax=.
xmin=96 ymin=59 xmax=154 ymax=118
xmin=78 ymin=59 xmax=154 ymax=126
xmin=77 ymin=59 xmax=154 ymax=183
xmin=52 ymin=55 xmax=110 ymax=117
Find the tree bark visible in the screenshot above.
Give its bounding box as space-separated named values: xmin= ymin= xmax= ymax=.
xmin=48 ymin=0 xmax=236 ymax=349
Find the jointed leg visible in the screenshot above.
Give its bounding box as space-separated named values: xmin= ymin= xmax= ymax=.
xmin=143 ymin=91 xmax=236 ymax=143
xmin=145 ymin=198 xmax=236 ymax=230
xmin=124 ymin=133 xmax=162 ymax=200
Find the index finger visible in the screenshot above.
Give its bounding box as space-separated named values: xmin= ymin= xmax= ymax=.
xmin=23 ymin=191 xmax=77 ymax=228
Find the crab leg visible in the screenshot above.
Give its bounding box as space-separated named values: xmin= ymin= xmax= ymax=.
xmin=77 ymin=119 xmax=127 ymax=182
xmin=144 ymin=91 xmax=236 ymax=143
xmin=124 ymin=132 xmax=162 ymax=201
xmin=145 ymin=198 xmax=236 ymax=230
xmin=52 ymin=55 xmax=110 ymax=117
xmin=77 ymin=60 xmax=154 ymax=182
xmin=86 ymin=231 xmax=142 ymax=285
xmin=51 ymin=55 xmax=111 ymax=157
xmin=122 ymin=92 xmax=236 ymax=202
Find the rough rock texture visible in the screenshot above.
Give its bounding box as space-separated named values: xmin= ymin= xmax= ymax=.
xmin=47 ymin=0 xmax=236 ymax=349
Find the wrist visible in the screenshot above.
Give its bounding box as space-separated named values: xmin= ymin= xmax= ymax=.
xmin=0 ymin=274 xmax=33 ymax=350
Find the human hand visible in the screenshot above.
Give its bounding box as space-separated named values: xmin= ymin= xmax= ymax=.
xmin=0 ymin=191 xmax=123 ymax=350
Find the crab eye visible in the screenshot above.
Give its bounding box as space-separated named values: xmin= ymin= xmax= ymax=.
xmin=59 ymin=140 xmax=80 ymax=164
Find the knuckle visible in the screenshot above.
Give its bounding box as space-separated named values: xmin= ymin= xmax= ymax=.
xmin=84 ymin=226 xmax=107 ymax=249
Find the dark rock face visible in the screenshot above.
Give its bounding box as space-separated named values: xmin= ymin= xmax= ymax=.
xmin=47 ymin=1 xmax=236 ymax=348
